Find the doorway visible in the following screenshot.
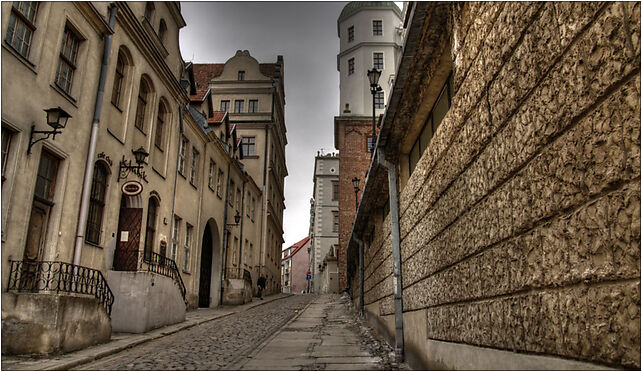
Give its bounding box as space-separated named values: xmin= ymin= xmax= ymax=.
xmin=198 ymin=224 xmax=213 ymax=307
xmin=113 ymin=194 xmax=143 ymax=271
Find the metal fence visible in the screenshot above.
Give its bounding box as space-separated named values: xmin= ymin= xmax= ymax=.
xmin=7 ymin=260 xmax=114 ymax=316
xmin=143 ymin=252 xmax=186 ymax=302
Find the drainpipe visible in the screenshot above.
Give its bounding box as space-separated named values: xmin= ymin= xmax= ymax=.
xmin=352 ymin=235 xmax=365 ymax=316
xmin=219 ymin=161 xmax=232 ymax=304
xmin=73 ymin=5 xmax=117 ymax=266
xmin=169 ymin=105 xmax=185 ymax=264
xmin=238 ymin=179 xmax=246 ymax=277
xmin=377 ymin=148 xmax=404 ymax=363
xmin=258 ymin=90 xmax=274 ymax=277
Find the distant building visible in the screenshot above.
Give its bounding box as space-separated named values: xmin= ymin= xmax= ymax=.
xmin=192 ymin=51 xmax=288 ymax=296
xmin=308 ymin=152 xmax=339 ymax=293
xmin=281 ymin=237 xmax=310 ymax=294
xmin=334 ymin=2 xmax=403 ymax=290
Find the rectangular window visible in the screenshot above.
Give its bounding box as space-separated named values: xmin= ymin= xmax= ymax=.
xmin=241 ymin=137 xmax=255 ymax=156
xmin=232 ymin=237 xmax=238 ymax=266
xmin=246 ymin=192 xmax=251 ymax=216
xmin=5 ymin=2 xmax=38 ymax=58
xmin=184 ymin=224 xmax=192 ymax=271
xmin=238 ymin=71 xmax=245 ymax=81
xmin=409 ymin=75 xmax=452 ymax=175
xmin=348 ymin=25 xmax=354 ymax=42
xmin=367 ymin=136 xmax=375 ymax=152
xmin=375 ymin=91 xmax=384 ymax=109
xmin=171 ymin=216 xmax=180 ymax=262
xmin=332 ymin=211 xmax=339 ymax=233
xmin=248 ymin=100 xmax=258 ymax=113
xmin=190 ymin=147 xmax=199 ymax=185
xmin=220 ymin=100 xmax=230 ymax=112
xmin=178 ymin=137 xmax=187 ymax=175
xmin=251 ymin=197 xmax=256 ymax=220
xmin=244 ymin=240 xmax=248 ymax=266
xmin=373 ymin=20 xmax=382 ymax=36
xmin=348 ymin=58 xmax=354 ymax=75
xmin=85 ymin=163 xmax=108 ymax=244
xmin=55 ymin=26 xmax=81 ymax=94
xmin=229 ymin=180 xmax=235 ymax=206
xmin=236 ymin=188 xmax=241 ymax=211
xmin=234 ymin=100 xmax=244 ymax=113
xmin=2 ymin=127 xmax=14 ymax=183
xmin=208 ymin=159 xmax=215 ymax=189
xmin=373 ymin=52 xmax=383 ymax=70
xmin=34 ymin=150 xmax=59 ymax=203
xmin=332 ymin=181 xmax=339 ymax=201
xmin=217 ymin=169 xmax=224 ymax=197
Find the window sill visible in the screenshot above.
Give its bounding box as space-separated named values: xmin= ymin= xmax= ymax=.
xmin=107 ymin=128 xmax=125 ymax=145
xmin=190 ymin=182 xmax=198 ymax=190
xmin=208 ymin=185 xmax=215 ymax=192
xmin=2 ymin=43 xmax=37 ymax=74
xmin=244 ymin=155 xmax=259 ymax=159
xmin=111 ymin=101 xmax=123 ymax=113
xmin=178 ymin=171 xmax=186 ymax=179
xmin=85 ymin=240 xmax=103 ymax=249
xmin=50 ymin=83 xmax=78 ymax=107
xmin=217 ymin=193 xmax=223 ymax=199
xmin=182 ymin=270 xmax=191 ymax=275
xmin=152 ymin=166 xmax=165 ymax=180
xmin=135 ymin=125 xmax=147 ymax=136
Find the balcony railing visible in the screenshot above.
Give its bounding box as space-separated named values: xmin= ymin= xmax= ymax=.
xmin=7 ymin=260 xmax=114 ymax=316
xmin=143 ymin=252 xmax=186 ymax=302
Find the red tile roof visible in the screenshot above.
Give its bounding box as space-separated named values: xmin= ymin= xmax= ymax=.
xmin=192 ymin=64 xmax=224 ymax=89
xmin=208 ymin=111 xmax=227 ymax=124
xmin=282 ymin=236 xmax=310 ymax=260
xmin=190 ymin=88 xmax=209 ymax=102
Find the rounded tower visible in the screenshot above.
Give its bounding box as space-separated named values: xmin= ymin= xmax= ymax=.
xmin=337 ymin=2 xmax=403 ymax=116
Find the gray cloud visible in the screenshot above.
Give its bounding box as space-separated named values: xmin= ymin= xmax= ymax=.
xmin=179 ymin=1 xmax=347 ymax=248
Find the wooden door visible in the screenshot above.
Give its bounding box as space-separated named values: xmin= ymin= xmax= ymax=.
xmin=113 ymin=200 xmax=142 ymax=271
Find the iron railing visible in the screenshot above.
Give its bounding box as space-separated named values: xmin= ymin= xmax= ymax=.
xmin=143 ymin=252 xmax=186 ymax=302
xmin=7 ymin=260 xmax=114 ymax=316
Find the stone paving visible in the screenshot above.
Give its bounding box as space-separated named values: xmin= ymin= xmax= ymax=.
xmin=232 ymin=293 xmax=409 ymax=371
xmin=73 ymin=294 xmax=314 ymax=370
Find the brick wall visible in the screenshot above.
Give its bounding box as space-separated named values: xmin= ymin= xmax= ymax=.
xmin=335 ymin=116 xmax=375 ymax=291
xmin=360 ymin=2 xmax=640 ymax=368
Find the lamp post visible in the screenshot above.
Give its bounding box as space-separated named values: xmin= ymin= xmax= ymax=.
xmin=367 ymin=68 xmax=382 ymax=152
xmin=117 ymin=146 xmax=150 ymax=182
xmin=352 ymin=177 xmax=360 ymax=212
xmin=28 ymin=107 xmax=72 ymax=154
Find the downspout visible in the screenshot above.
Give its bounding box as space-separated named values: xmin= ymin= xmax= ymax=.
xmin=73 ymin=5 xmax=117 ymax=266
xmin=238 ymin=179 xmax=246 ymax=277
xmin=219 ymin=161 xmax=231 ymax=304
xmin=258 ymin=89 xmax=274 ymax=277
xmin=169 ymin=105 xmax=185 ymax=264
xmin=377 ymin=148 xmax=404 ymax=363
xmin=352 ymin=235 xmax=365 ymax=316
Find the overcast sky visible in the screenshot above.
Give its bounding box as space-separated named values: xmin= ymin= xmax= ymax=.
xmin=179 ymin=1 xmax=348 ymax=249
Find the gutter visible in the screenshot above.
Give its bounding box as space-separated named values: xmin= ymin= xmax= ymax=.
xmin=258 ymin=87 xmax=274 ymax=277
xmin=169 ymin=105 xmax=185 ymax=264
xmin=220 ymin=161 xmax=232 ymax=304
xmin=73 ymin=5 xmax=117 ymax=266
xmin=238 ymin=178 xmax=246 ymax=277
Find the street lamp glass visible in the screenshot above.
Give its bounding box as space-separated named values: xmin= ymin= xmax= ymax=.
xmin=352 ymin=177 xmax=360 ymax=191
xmin=132 ymin=147 xmax=149 ymax=165
xmin=367 ymin=68 xmax=381 ymax=87
xmin=44 ymin=107 xmax=71 ymax=129
xmin=234 ymin=212 xmax=241 ymax=224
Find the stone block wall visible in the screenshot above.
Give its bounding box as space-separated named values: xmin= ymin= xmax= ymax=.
xmin=361 ymin=2 xmax=640 ymax=369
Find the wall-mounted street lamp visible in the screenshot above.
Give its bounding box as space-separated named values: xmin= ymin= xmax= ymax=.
xmin=117 ymin=147 xmax=149 ymax=182
xmin=367 ymin=68 xmax=382 ymax=153
xmin=227 ymin=211 xmax=241 ymax=226
xmin=352 ymin=177 xmax=360 ymax=212
xmin=28 ymin=107 xmax=72 ymax=154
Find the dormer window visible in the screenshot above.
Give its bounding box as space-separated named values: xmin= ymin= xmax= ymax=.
xmin=144 ymin=2 xmax=155 ymax=23
xmin=158 ymin=19 xmax=167 ymax=44
xmin=348 ymin=25 xmax=354 ymax=42
xmin=238 ymin=71 xmax=245 ymax=81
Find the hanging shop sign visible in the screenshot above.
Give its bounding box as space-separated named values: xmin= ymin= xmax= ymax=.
xmin=122 ymin=180 xmax=143 ymax=196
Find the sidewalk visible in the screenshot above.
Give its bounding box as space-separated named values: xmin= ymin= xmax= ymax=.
xmin=1 ymin=293 xmax=292 ymax=371
xmin=231 ymin=294 xmax=391 ymax=371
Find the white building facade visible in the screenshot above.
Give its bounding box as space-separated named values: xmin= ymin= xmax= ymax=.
xmin=309 ymin=153 xmax=339 ymax=293
xmin=337 ymin=2 xmax=403 ymax=116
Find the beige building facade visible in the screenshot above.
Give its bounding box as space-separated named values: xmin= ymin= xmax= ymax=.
xmin=193 ymin=50 xmax=288 ymax=295
xmin=347 ymin=2 xmax=640 ymax=370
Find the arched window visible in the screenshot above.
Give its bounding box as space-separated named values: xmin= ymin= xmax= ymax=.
xmin=144 ymin=196 xmax=158 ymax=260
xmin=134 ymin=77 xmax=151 ymax=132
xmin=111 ymin=52 xmax=126 ymax=108
xmin=86 ymin=162 xmax=108 ymax=244
xmin=144 ymin=2 xmax=155 ymax=23
xmin=154 ymin=100 xmax=167 ymax=150
xmin=158 ymin=19 xmax=167 ymax=44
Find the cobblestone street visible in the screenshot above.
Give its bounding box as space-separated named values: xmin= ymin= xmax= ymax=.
xmin=72 ymin=295 xmax=314 ymax=370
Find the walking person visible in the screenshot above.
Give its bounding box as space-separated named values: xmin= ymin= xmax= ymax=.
xmin=257 ymin=274 xmax=266 ymax=300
